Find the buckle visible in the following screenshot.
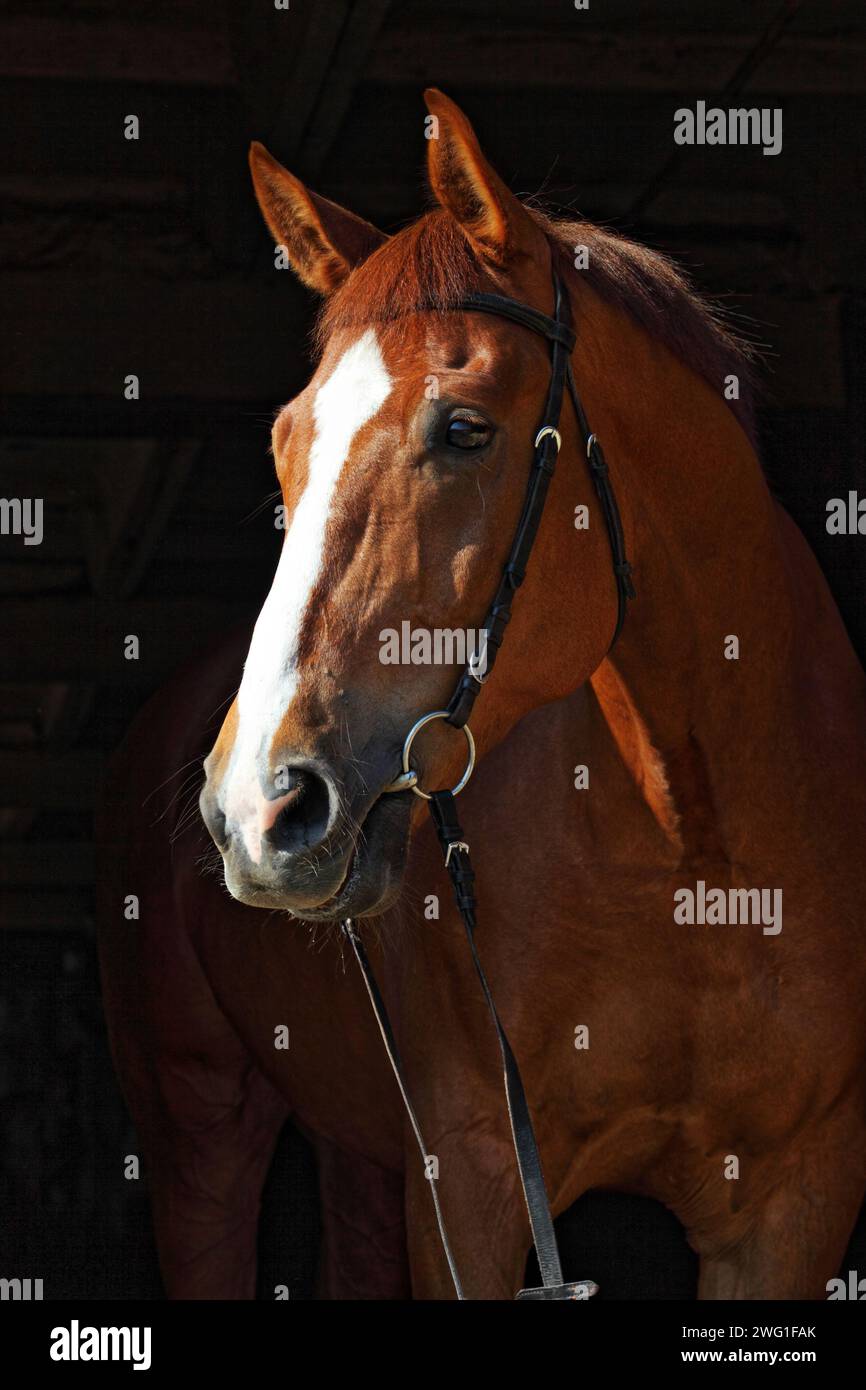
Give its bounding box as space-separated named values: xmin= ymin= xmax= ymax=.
xmin=516 ymin=1279 xmax=599 ymax=1301
xmin=534 ymin=426 xmax=562 ymax=453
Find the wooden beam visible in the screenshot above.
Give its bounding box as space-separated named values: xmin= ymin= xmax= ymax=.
xmin=83 ymin=440 xmax=201 ymax=598
xmin=231 ymin=1 xmax=393 ymax=178
xmin=0 ymin=843 xmax=94 ymax=885
xmin=297 ymin=1 xmax=394 ymax=175
xmin=254 ymin=2 xmax=351 ymax=160
xmin=365 ymin=26 xmax=866 ymax=93
xmin=1 ymin=273 xmax=310 ymax=401
xmin=3 ymin=14 xmax=862 ymax=96
xmin=0 ymin=395 xmax=276 ymax=439
xmin=0 ymin=174 xmax=189 ymax=208
xmin=0 ymin=599 xmax=252 ymax=684
xmin=0 ymin=562 xmax=83 ymax=595
xmin=0 ymin=681 xmax=99 ymax=838
xmin=0 ymin=442 xmax=99 ymax=504
xmin=0 ymin=14 xmax=235 ymax=87
xmin=0 ymin=889 xmax=93 ymax=932
xmin=0 ymin=750 xmax=101 ymax=810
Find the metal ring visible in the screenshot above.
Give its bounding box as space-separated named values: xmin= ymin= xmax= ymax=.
xmin=395 ymin=709 xmax=475 ymax=801
xmin=586 ymin=432 xmax=598 ymax=458
xmin=534 ymin=426 xmax=562 ymax=453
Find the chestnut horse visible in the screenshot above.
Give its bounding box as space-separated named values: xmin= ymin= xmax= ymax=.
xmin=98 ymin=89 xmax=866 ymax=1300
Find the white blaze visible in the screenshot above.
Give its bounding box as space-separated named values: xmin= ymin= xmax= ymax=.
xmin=224 ymin=328 xmax=392 ymax=855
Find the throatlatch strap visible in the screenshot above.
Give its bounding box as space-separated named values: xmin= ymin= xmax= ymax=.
xmin=565 ymin=362 xmax=635 ymax=648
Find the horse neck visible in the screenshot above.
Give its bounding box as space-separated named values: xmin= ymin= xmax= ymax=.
xmin=578 ymin=307 xmax=806 ymax=858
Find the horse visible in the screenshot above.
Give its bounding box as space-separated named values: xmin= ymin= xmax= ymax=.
xmin=97 ymin=88 xmax=866 ymax=1300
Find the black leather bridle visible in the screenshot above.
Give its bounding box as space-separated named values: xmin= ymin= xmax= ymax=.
xmin=341 ymin=264 xmax=634 ymax=1300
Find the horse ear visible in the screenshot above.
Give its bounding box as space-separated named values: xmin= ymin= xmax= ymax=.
xmin=424 ymin=88 xmax=544 ymax=267
xmin=248 ymin=141 xmax=387 ymax=294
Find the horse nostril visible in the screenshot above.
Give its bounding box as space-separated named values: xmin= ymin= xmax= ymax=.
xmin=266 ymin=768 xmax=333 ymax=854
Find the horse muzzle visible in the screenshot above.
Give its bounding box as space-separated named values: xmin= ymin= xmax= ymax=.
xmin=199 ymin=762 xmax=413 ymax=918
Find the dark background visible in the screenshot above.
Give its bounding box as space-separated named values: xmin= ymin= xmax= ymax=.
xmin=1 ymin=0 xmax=865 ymax=1299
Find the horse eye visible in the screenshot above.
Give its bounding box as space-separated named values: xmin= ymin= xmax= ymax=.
xmin=446 ymin=416 xmax=492 ymax=450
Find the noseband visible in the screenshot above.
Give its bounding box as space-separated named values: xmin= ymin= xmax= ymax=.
xmin=341 ymin=265 xmax=634 ymax=1301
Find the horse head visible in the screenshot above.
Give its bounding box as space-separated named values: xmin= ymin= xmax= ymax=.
xmin=200 ymin=90 xmax=681 ymax=916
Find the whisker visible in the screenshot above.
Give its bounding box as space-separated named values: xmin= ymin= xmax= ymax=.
xmin=149 ymin=769 xmax=204 ymax=827
xmin=239 ymin=488 xmax=282 ymax=527
xmin=142 ymin=757 xmax=204 ymax=808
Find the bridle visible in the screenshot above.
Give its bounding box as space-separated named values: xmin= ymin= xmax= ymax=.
xmin=340 ymin=263 xmax=634 ymax=1300
xmin=342 ymin=266 xmax=634 ymax=1301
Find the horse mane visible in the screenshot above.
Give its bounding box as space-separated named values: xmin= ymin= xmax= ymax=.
xmin=315 ymin=206 xmax=759 ymax=446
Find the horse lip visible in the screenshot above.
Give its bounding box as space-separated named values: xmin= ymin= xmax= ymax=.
xmin=314 ymin=798 xmax=380 ymax=911
xmin=314 ymin=841 xmax=362 ymax=913
xmin=299 ymin=791 xmax=411 ymax=919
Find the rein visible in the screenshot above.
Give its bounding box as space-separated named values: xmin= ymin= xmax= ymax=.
xmin=341 ymin=265 xmax=634 ymax=1300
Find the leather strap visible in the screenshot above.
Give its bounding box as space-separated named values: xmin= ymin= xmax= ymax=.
xmin=565 ymin=362 xmax=636 ymax=648
xmin=446 ymin=271 xmax=633 ymax=729
xmin=341 ymin=264 xmax=614 ymax=1301
xmin=428 ymin=789 xmax=569 ymax=1294
xmin=341 ymin=788 xmax=599 ymax=1300
xmin=458 ymin=289 xmax=578 ymax=353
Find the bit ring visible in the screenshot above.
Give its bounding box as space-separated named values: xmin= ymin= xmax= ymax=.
xmin=383 ymin=710 xmax=476 ymax=801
